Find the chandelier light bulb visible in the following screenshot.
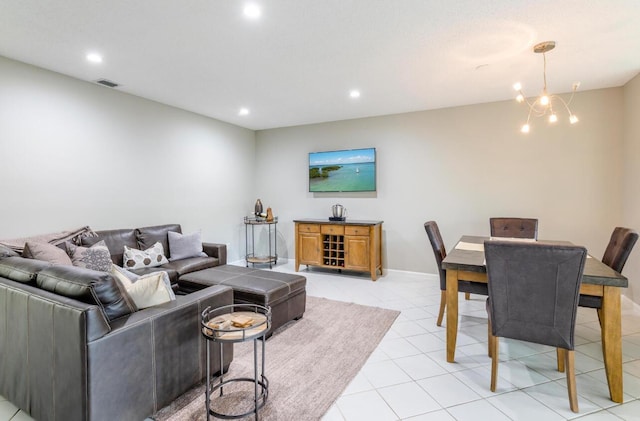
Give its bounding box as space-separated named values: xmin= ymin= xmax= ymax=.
xmin=549 ymin=114 xmax=558 ymax=123
xmin=516 ymin=94 xmax=524 ymax=103
xmin=521 ymin=124 xmax=530 ymax=133
xmin=569 ymin=115 xmax=579 ymax=124
xmin=539 ymin=95 xmax=549 ymax=106
xmin=513 ymin=82 xmax=522 ymax=91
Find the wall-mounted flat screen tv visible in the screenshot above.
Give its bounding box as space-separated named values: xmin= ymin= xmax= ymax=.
xmin=309 ymin=147 xmax=376 ymax=192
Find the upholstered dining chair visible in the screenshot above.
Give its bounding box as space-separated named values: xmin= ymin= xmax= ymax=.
xmin=485 ymin=241 xmax=587 ymax=413
xmin=424 ymin=221 xmax=488 ymax=326
xmin=490 ymin=217 xmax=538 ymax=239
xmin=579 ymin=227 xmax=638 ymax=316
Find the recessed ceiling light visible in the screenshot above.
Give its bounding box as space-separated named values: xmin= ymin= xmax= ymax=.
xmin=86 ymin=53 xmax=103 ymax=63
xmin=239 ymin=107 xmax=250 ymax=116
xmin=349 ymin=90 xmax=361 ymax=99
xmin=243 ymin=3 xmax=261 ymax=19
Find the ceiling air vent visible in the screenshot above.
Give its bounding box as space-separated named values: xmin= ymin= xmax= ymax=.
xmin=95 ymin=79 xmax=119 ymax=88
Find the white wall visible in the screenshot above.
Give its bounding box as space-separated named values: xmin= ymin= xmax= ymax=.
xmin=623 ymin=73 xmax=640 ymax=302
xmin=255 ymin=88 xmax=625 ymax=275
xmin=0 ymin=56 xmax=256 ymax=262
xmin=2 ymin=54 xmax=635 ymax=289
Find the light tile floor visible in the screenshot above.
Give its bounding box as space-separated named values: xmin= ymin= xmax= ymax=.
xmin=3 ymin=260 xmax=640 ymax=420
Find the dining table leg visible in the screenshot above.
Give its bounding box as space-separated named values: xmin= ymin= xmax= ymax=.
xmin=600 ymin=285 xmax=623 ymax=403
xmin=446 ymin=269 xmax=459 ymax=363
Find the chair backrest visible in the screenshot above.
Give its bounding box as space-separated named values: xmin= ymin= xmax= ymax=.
xmin=485 ymin=241 xmax=587 ymax=350
xmin=424 ymin=221 xmax=447 ymax=290
xmin=490 ymin=217 xmax=538 ymax=239
xmin=602 ymin=227 xmax=639 ymax=273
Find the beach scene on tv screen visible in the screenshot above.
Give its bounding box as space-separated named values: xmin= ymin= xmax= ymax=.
xmin=309 ymin=148 xmax=376 ymax=192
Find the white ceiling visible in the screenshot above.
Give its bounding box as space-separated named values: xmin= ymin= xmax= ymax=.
xmin=1 ymin=0 xmax=639 ymax=130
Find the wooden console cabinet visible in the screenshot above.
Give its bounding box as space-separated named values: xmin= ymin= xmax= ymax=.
xmin=294 ymin=219 xmax=383 ymax=281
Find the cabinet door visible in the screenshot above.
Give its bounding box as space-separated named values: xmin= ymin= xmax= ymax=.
xmin=345 ymin=235 xmax=370 ymax=271
xmin=299 ymin=233 xmax=322 ymax=265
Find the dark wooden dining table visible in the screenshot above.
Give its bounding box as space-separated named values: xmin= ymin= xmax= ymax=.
xmin=442 ymin=235 xmax=628 ymax=403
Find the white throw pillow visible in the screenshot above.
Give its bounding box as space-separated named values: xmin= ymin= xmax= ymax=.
xmin=111 ymin=264 xmax=176 ymax=310
xmin=168 ymin=230 xmax=207 ymax=261
xmin=123 ymin=242 xmax=169 ymax=270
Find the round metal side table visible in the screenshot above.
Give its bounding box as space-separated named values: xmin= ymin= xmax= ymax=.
xmin=201 ymin=304 xmax=271 ymax=420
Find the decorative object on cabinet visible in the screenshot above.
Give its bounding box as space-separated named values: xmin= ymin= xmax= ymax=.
xmin=266 ymin=207 xmax=274 ymax=222
xmin=329 ymin=203 xmax=347 ymax=221
xmin=294 ymin=219 xmax=383 ymax=280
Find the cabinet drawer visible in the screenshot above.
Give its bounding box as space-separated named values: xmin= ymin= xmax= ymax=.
xmin=345 ymin=226 xmax=369 ymax=236
xmin=298 ymin=223 xmax=320 ymax=233
xmin=321 ymin=225 xmax=345 ymax=235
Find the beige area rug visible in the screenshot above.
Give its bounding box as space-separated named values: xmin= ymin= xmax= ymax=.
xmin=152 ymin=296 xmax=400 ymax=421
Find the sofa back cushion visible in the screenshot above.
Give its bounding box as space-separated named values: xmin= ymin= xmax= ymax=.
xmin=36 ymin=265 xmax=135 ymax=321
xmin=136 ymin=224 xmax=182 ymax=259
xmin=82 ymin=228 xmax=138 ymax=266
xmin=0 ymin=256 xmax=52 ymax=285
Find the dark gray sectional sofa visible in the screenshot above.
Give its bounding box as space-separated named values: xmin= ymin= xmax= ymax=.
xmin=0 ymin=224 xmax=232 ymax=421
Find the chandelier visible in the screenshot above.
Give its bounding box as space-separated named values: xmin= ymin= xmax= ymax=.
xmin=513 ymin=41 xmax=579 ymax=133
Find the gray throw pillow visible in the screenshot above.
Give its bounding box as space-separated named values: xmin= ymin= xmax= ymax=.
xmin=23 ymin=241 xmax=73 ymax=266
xmin=168 ymin=231 xmax=207 ymax=261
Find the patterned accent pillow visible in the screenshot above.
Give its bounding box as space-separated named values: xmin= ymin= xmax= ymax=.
xmin=66 ymin=240 xmax=112 ymax=272
xmin=123 ymin=242 xmax=169 ymax=270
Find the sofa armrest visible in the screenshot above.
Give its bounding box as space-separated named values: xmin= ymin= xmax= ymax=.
xmin=203 ymin=242 xmax=227 ymax=265
xmin=0 ymin=278 xmax=112 ymax=420
xmin=102 ymin=285 xmax=235 ymax=415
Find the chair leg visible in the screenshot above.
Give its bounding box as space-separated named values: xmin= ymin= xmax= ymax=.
xmin=557 ymin=348 xmax=566 ymax=372
xmin=465 ymin=292 xmax=471 ymax=300
xmin=566 ymin=350 xmax=579 ymax=413
xmin=488 ymin=322 xmax=492 ymax=357
xmin=597 ymin=308 xmax=603 ymax=328
xmin=490 ymin=331 xmax=498 ymax=392
xmin=437 ymin=290 xmax=446 ymax=326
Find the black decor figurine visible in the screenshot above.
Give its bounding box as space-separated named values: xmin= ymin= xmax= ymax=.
xmin=254 ymin=199 xmax=263 ymax=216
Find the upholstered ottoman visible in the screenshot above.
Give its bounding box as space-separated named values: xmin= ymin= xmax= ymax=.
xmin=179 ymin=265 xmax=306 ymax=336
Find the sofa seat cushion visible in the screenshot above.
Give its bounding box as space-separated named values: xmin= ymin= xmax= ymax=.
xmin=161 ymin=256 xmax=219 ymax=276
xmin=82 ymin=228 xmax=138 ymax=266
xmin=130 ymin=267 xmax=179 ymax=284
xmin=36 ymin=265 xmax=135 ymax=321
xmin=0 ymin=256 xmax=52 ymax=284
